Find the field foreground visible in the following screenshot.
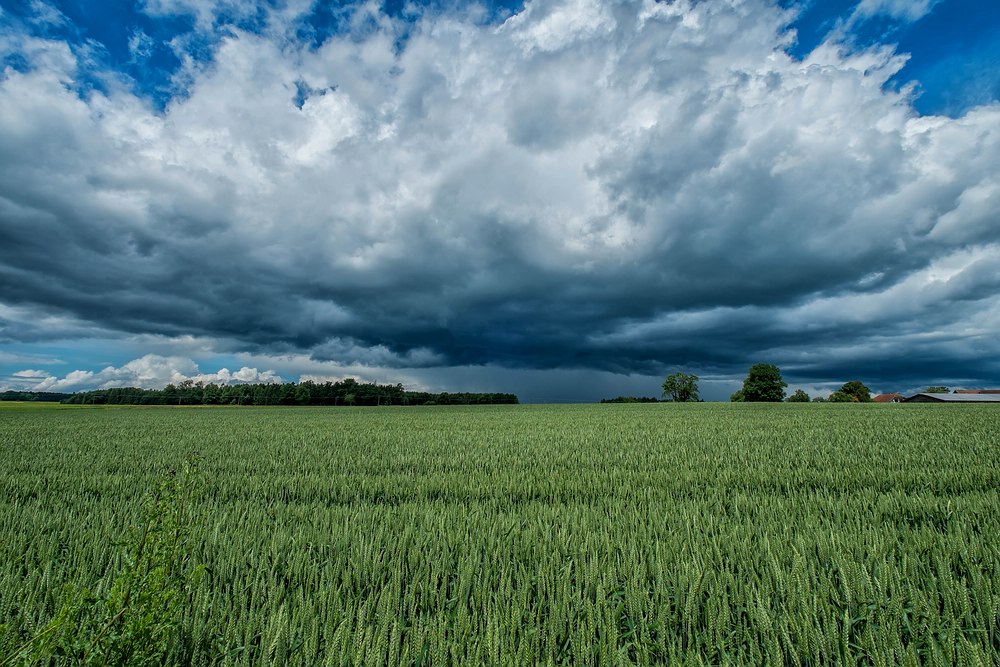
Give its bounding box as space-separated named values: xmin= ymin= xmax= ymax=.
xmin=1 ymin=403 xmax=999 ymax=665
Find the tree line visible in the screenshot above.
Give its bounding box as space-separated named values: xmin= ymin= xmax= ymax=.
xmin=0 ymin=390 xmax=72 ymax=402
xmin=655 ymin=365 xmax=879 ymax=403
xmin=599 ymin=396 xmax=665 ymax=403
xmin=51 ymin=379 xmax=518 ymax=406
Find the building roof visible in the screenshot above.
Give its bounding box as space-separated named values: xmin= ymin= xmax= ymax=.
xmin=873 ymin=393 xmax=904 ymax=403
xmin=904 ymin=393 xmax=1000 ymax=403
xmin=954 ymin=389 xmax=1000 ymax=394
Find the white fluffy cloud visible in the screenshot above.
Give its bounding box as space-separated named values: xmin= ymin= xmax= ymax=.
xmin=10 ymin=355 xmax=282 ymax=392
xmin=0 ymin=0 xmax=998 ymax=394
xmin=850 ymin=0 xmax=940 ymax=22
xmin=12 ymin=369 xmax=50 ymax=378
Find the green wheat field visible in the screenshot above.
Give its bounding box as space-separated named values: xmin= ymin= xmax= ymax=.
xmin=1 ymin=402 xmax=999 ymax=665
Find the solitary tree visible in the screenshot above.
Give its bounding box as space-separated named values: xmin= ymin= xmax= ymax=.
xmin=662 ymin=372 xmax=700 ymax=402
xmin=925 ymin=386 xmax=949 ymax=393
xmin=787 ymin=389 xmax=811 ymax=402
xmin=837 ymin=380 xmax=872 ymax=402
xmin=735 ymin=364 xmax=787 ymax=402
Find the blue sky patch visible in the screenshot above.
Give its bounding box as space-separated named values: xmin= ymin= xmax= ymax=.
xmin=786 ymin=0 xmax=1000 ymax=115
xmin=3 ymin=0 xmax=995 ymax=115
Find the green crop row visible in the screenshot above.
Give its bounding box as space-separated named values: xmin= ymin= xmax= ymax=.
xmin=1 ymin=403 xmax=998 ymax=665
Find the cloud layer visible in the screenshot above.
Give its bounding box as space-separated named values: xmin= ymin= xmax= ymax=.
xmin=10 ymin=355 xmax=282 ymax=392
xmin=1 ymin=0 xmax=999 ymax=395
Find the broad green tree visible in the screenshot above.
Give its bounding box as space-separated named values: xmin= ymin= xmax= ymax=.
xmin=838 ymin=380 xmax=872 ymax=402
xmin=787 ymin=389 xmax=811 ymax=402
xmin=662 ymin=372 xmax=700 ymax=402
xmin=736 ymin=364 xmax=787 ymax=402
xmin=925 ymin=386 xmax=949 ymax=393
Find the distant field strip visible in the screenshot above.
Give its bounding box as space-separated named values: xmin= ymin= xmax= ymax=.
xmin=1 ymin=404 xmax=998 ymax=665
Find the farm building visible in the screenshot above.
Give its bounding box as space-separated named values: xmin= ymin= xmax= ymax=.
xmin=954 ymin=389 xmax=1000 ymax=394
xmin=873 ymin=393 xmax=904 ymax=403
xmin=904 ymin=393 xmax=1000 ymax=403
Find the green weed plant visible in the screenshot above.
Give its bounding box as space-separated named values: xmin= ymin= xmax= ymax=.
xmin=0 ymin=454 xmax=205 ymax=666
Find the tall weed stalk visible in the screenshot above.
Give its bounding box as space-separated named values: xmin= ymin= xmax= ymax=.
xmin=1 ymin=453 xmax=206 ymax=667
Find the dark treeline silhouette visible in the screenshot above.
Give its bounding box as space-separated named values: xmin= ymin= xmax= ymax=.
xmin=600 ymin=396 xmax=664 ymax=403
xmin=0 ymin=390 xmax=72 ymax=402
xmin=55 ymin=379 xmax=518 ymax=406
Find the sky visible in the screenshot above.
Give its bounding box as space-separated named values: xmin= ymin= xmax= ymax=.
xmin=0 ymin=0 xmax=998 ymax=402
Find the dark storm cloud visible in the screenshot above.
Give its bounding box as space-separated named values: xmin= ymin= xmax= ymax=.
xmin=1 ymin=0 xmax=999 ymax=392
